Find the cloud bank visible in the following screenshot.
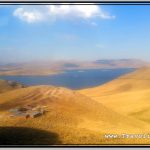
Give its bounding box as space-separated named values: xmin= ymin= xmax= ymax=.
xmin=13 ymin=7 xmax=44 ymax=23
xmin=13 ymin=5 xmax=115 ymax=23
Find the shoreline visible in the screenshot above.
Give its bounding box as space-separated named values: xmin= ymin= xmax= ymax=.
xmin=0 ymin=67 xmax=136 ymax=77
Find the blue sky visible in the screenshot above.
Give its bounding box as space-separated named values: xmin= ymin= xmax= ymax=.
xmin=0 ymin=4 xmax=150 ymax=63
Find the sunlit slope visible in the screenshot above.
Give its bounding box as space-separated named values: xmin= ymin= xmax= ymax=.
xmin=79 ymin=67 xmax=150 ymax=123
xmin=0 ymin=79 xmax=24 ymax=94
xmin=0 ymin=85 xmax=149 ymax=144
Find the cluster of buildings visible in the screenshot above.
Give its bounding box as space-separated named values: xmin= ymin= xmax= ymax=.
xmin=9 ymin=105 xmax=47 ymax=118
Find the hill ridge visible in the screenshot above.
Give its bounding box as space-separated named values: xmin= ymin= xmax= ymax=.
xmin=79 ymin=67 xmax=150 ymax=125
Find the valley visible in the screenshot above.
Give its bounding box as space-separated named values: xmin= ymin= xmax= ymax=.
xmin=0 ymin=67 xmax=150 ymax=145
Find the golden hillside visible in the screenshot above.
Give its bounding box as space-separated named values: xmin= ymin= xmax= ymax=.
xmin=79 ymin=67 xmax=150 ymax=123
xmin=0 ymin=79 xmax=24 ymax=94
xmin=0 ymin=85 xmax=149 ymax=145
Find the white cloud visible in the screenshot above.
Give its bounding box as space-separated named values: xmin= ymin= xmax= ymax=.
xmin=13 ymin=7 xmax=44 ymax=23
xmin=47 ymin=5 xmax=101 ymax=19
xmin=13 ymin=5 xmax=115 ymax=23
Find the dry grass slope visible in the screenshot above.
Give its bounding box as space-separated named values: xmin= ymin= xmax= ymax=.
xmin=0 ymin=79 xmax=24 ymax=94
xmin=79 ymin=67 xmax=150 ymax=124
xmin=0 ymin=85 xmax=150 ymax=144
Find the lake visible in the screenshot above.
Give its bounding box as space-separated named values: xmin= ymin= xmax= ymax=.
xmin=0 ymin=68 xmax=135 ymax=90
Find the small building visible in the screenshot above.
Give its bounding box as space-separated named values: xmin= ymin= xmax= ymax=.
xmin=9 ymin=107 xmax=27 ymax=113
xmin=28 ymin=111 xmax=42 ymax=118
xmin=9 ymin=111 xmax=27 ymax=117
xmin=9 ymin=105 xmax=46 ymax=118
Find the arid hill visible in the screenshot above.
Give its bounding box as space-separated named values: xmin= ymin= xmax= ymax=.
xmin=0 ymin=80 xmax=24 ymax=94
xmin=0 ymin=85 xmax=149 ymax=145
xmin=79 ymin=67 xmax=150 ymax=124
xmin=1 ymin=67 xmax=150 ymax=144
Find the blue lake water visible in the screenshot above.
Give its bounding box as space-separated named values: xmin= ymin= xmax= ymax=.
xmin=0 ymin=68 xmax=135 ymax=90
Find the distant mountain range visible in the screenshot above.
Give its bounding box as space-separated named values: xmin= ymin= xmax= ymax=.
xmin=94 ymin=59 xmax=149 ymax=68
xmin=0 ymin=59 xmax=149 ymax=76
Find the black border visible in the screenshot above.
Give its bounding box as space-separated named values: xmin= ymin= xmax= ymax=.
xmin=1 ymin=1 xmax=150 ymax=4
xmin=0 ymin=1 xmax=150 ymax=148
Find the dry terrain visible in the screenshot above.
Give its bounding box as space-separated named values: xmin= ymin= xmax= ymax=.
xmin=0 ymin=80 xmax=25 ymax=94
xmin=80 ymin=67 xmax=150 ymax=124
xmin=0 ymin=67 xmax=150 ymax=145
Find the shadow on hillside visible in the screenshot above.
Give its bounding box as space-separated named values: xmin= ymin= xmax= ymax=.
xmin=0 ymin=127 xmax=61 ymax=145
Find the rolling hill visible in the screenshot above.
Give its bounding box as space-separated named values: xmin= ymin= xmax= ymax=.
xmin=0 ymin=85 xmax=149 ymax=145
xmin=79 ymin=67 xmax=150 ymax=124
xmin=0 ymin=79 xmax=25 ymax=94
